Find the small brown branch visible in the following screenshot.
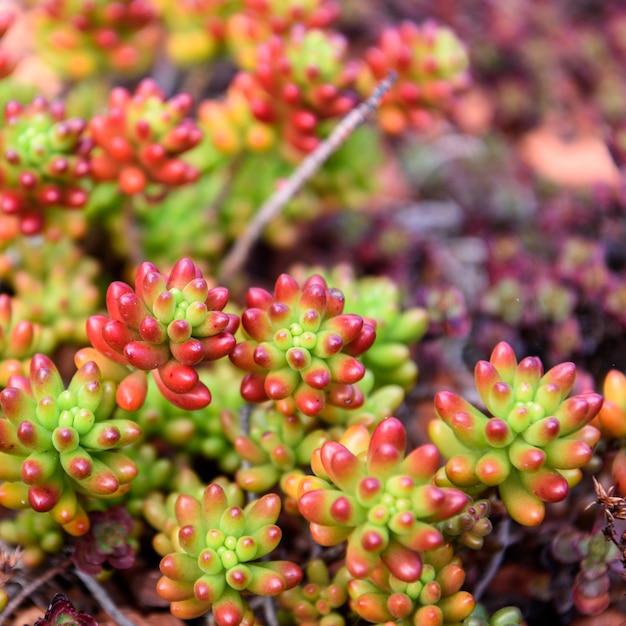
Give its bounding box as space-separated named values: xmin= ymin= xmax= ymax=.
xmin=217 ymin=71 xmax=398 ymax=285
xmin=0 ymin=555 xmax=73 ymax=626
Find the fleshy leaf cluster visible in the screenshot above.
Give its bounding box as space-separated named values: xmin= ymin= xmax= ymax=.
xmin=230 ymin=273 xmax=375 ymax=416
xmin=295 ymin=417 xmax=469 ymax=581
xmin=157 ymin=482 xmax=302 ymax=622
xmin=429 ymin=341 xmax=602 ymax=526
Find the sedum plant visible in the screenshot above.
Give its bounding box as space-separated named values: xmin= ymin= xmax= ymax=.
xmin=429 ymin=341 xmax=602 ymax=526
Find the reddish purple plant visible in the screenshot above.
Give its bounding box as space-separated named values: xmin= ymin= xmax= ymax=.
xmin=72 ymin=505 xmax=136 ymax=575
xmin=34 ymin=593 xmax=97 ymax=626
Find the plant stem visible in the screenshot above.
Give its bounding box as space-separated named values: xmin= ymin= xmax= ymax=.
xmin=217 ymin=71 xmax=398 ymax=285
xmin=0 ymin=555 xmax=73 ymax=626
xmin=74 ymin=569 xmax=138 ymax=626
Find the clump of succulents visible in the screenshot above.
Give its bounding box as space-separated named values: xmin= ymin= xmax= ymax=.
xmin=34 ymin=0 xmax=159 ymax=79
xmin=87 ymin=257 xmax=239 ymax=410
xmin=294 ymin=417 xmax=469 ymax=581
xmin=552 ymin=527 xmax=622 ymax=615
xmin=438 ymin=499 xmax=493 ymax=550
xmin=88 ymin=79 xmax=202 ymax=198
xmin=156 ymin=481 xmax=302 ymax=621
xmin=357 ymin=20 xmax=470 ymax=135
xmin=230 ymin=272 xmax=375 ymax=416
xmin=0 ymin=354 xmax=141 ymax=535
xmin=347 ymin=543 xmax=475 ymax=625
xmin=0 ymin=97 xmax=92 ymax=234
xmin=429 ymin=341 xmax=602 ymax=526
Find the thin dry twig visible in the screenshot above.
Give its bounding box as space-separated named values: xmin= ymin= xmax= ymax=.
xmin=217 ymin=71 xmax=398 ymax=285
xmin=0 ymin=555 xmax=73 ymax=626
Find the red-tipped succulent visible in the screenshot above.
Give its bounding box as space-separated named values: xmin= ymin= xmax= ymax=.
xmin=87 ymin=257 xmax=239 ymax=410
xmin=429 ymin=341 xmax=602 ymax=526
xmin=231 ymin=27 xmax=358 ymax=155
xmin=0 ymin=97 xmax=92 ymax=234
xmin=357 ymin=20 xmax=470 ymax=135
xmin=295 ymin=417 xmax=469 ymax=582
xmin=0 ymin=354 xmax=141 ymax=535
xmin=88 ymin=79 xmax=202 ymax=198
xmin=230 ymin=273 xmax=375 ymax=416
xmin=156 ymin=482 xmax=302 ymax=622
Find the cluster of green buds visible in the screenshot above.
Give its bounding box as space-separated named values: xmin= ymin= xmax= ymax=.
xmin=0 ymin=354 xmax=141 ymax=535
xmin=33 ymin=0 xmax=159 ymax=80
xmin=429 ymin=341 xmax=602 ymax=526
xmin=0 ymin=97 xmax=92 ymax=234
xmin=294 ymin=417 xmax=469 ymax=581
xmin=156 ymin=0 xmax=237 ymax=67
xmin=88 ymin=79 xmax=202 ymax=197
xmin=230 ymin=273 xmax=375 ymax=417
xmin=87 ymin=257 xmax=238 ymax=410
xmin=156 ymin=482 xmax=302 ymax=622
xmin=0 ymin=508 xmax=65 ymax=567
xmin=347 ymin=544 xmax=475 ymax=626
xmin=357 ymin=20 xmax=470 ymax=135
xmin=278 ymin=559 xmax=350 ymax=626
xmin=220 ymin=403 xmax=331 ymax=492
xmin=231 ymin=27 xmax=358 ymax=154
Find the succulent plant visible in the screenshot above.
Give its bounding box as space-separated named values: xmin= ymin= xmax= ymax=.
xmin=357 ymin=20 xmax=470 ymax=135
xmin=429 ymin=341 xmax=602 ymax=526
xmin=0 ymin=96 xmax=92 ymax=234
xmin=0 ymin=354 xmax=141 ymax=535
xmin=438 ymin=499 xmax=493 ymax=550
xmin=230 ymin=273 xmax=375 ymax=417
xmin=34 ymin=0 xmax=159 ymax=79
xmin=88 ymin=79 xmax=202 ymax=198
xmin=463 ymin=604 xmax=523 ymax=626
xmin=347 ymin=543 xmax=475 ymax=626
xmin=552 ymin=527 xmax=622 ymax=616
xmin=220 ymin=402 xmax=331 ymax=492
xmin=87 ymin=257 xmax=239 ymax=410
xmin=231 ymin=27 xmax=358 ymax=155
xmin=156 ymin=482 xmax=302 ymax=621
xmin=278 ymin=558 xmax=351 ymax=626
xmin=0 ymin=508 xmax=65 ymax=568
xmin=34 ymin=593 xmax=97 ymax=626
xmin=295 ymin=417 xmax=469 ymax=582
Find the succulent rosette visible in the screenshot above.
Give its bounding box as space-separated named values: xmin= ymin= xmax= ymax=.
xmin=156 ymin=482 xmax=302 ymax=622
xmin=72 ymin=504 xmax=137 ymax=575
xmin=0 ymin=97 xmax=92 ymax=234
xmin=87 ymin=257 xmax=239 ymax=410
xmin=295 ymin=417 xmax=469 ymax=582
xmin=34 ymin=594 xmax=97 ymax=626
xmin=88 ymin=79 xmax=202 ymax=198
xmin=278 ymin=558 xmax=351 ymax=626
xmin=230 ymin=273 xmax=375 ymax=417
xmin=347 ymin=544 xmax=475 ymax=626
xmin=231 ymin=27 xmax=358 ymax=154
xmin=357 ymin=20 xmax=470 ymax=135
xmin=438 ymin=499 xmax=492 ymax=551
xmin=220 ymin=403 xmax=331 ymax=492
xmin=0 ymin=354 xmax=141 ymax=535
xmin=429 ymin=341 xmax=602 ymax=526
xmin=34 ymin=0 xmax=158 ymax=80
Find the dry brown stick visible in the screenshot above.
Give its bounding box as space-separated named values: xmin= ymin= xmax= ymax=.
xmin=217 ymin=71 xmax=398 ymax=286
xmin=0 ymin=555 xmax=73 ymax=626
